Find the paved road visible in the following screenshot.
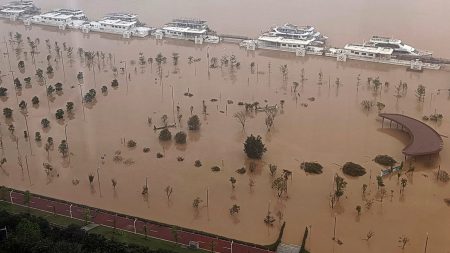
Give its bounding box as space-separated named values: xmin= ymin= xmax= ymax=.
xmin=6 ymin=190 xmax=273 ymax=253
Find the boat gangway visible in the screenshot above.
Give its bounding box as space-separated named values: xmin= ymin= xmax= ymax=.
xmin=219 ymin=34 xmax=251 ymax=43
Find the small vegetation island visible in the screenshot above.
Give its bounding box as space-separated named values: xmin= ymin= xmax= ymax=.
xmin=0 ymin=27 xmax=448 ymax=253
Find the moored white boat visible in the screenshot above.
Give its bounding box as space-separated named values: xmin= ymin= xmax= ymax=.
xmin=367 ymin=36 xmax=432 ymax=56
xmin=0 ymin=1 xmax=40 ymax=21
xmin=28 ymin=9 xmax=88 ymax=30
xmin=268 ymin=23 xmax=328 ymax=42
xmin=325 ymin=44 xmax=440 ymax=70
xmin=159 ymin=18 xmax=218 ymax=44
xmin=82 ymin=13 xmax=154 ymax=38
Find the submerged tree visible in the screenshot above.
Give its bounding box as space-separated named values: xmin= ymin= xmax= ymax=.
xmin=234 ymin=111 xmax=248 ymax=130
xmin=192 ymin=197 xmax=203 ymax=209
xmin=31 ymin=96 xmax=39 ymax=105
xmin=280 ymin=64 xmax=288 ymax=81
xmin=187 ymin=115 xmax=201 ymax=130
xmin=55 ymin=109 xmax=64 ymax=120
xmin=159 ymin=129 xmax=172 ymax=141
xmin=66 ymin=102 xmax=74 ymax=113
xmin=272 ymin=176 xmax=288 ymax=198
xmin=244 ymin=135 xmax=267 ymax=159
xmin=334 ymin=174 xmax=347 ymax=201
xmin=58 ymin=140 xmax=69 ymax=157
xmin=229 ymin=204 xmax=240 ymax=215
xmin=165 ymin=186 xmax=173 ymax=201
xmin=174 ymin=131 xmax=187 ymax=144
xmin=376 ymin=176 xmax=385 ymax=189
xmin=356 ymin=205 xmax=362 ymax=216
xmin=400 ymin=178 xmax=407 ymax=194
xmin=416 ymin=84 xmax=426 ymax=102
xmin=88 ymin=174 xmax=94 ymax=185
xmin=398 ymin=235 xmax=409 ymax=249
xmin=229 ymin=177 xmax=237 ymax=189
xmin=268 ymin=164 xmax=277 ymax=177
xmin=3 ymin=108 xmax=13 ymax=118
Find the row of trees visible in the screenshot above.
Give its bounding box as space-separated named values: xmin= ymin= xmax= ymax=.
xmin=0 ymin=210 xmax=181 ymax=253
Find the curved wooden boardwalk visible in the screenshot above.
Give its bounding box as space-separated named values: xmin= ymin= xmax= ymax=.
xmin=380 ymin=113 xmax=443 ymax=156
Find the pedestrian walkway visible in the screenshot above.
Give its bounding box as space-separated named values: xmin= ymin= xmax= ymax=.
xmin=3 ymin=188 xmax=275 ymax=253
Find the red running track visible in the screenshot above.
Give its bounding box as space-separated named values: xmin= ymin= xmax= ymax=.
xmin=5 ymin=190 xmax=273 ymax=253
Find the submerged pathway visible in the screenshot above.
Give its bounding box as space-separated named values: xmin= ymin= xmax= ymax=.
xmin=3 ymin=189 xmax=274 ymax=253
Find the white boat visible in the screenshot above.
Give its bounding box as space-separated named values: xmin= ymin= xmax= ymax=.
xmin=29 ymin=9 xmax=88 ymax=29
xmin=257 ymin=35 xmax=316 ymax=52
xmin=325 ymin=44 xmax=440 ymax=70
xmin=367 ymin=36 xmax=432 ymax=56
xmin=160 ymin=18 xmax=218 ymax=44
xmin=252 ymin=23 xmax=327 ymax=54
xmin=344 ymin=43 xmax=394 ymax=60
xmin=204 ymin=35 xmax=220 ymax=44
xmin=267 ymin=23 xmax=327 ymax=42
xmin=0 ymin=1 xmax=40 ymax=21
xmin=82 ymin=13 xmax=154 ymax=38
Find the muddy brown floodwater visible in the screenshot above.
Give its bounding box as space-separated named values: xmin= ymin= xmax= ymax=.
xmin=0 ymin=1 xmax=450 ymax=252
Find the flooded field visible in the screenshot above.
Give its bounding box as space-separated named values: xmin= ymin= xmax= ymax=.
xmin=0 ymin=1 xmax=450 ymax=252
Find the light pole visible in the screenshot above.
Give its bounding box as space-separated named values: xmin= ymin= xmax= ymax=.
xmin=64 ymin=123 xmax=70 ymax=164
xmin=60 ymin=50 xmax=66 ymax=82
xmin=78 ymin=83 xmax=86 ymax=120
xmin=120 ymin=60 xmax=128 ymax=94
xmin=43 ymin=77 xmax=51 ymax=115
xmin=97 ymin=161 xmax=102 ymax=197
xmin=22 ymin=113 xmax=32 ymax=155
xmin=25 ymin=155 xmax=31 ymax=185
xmin=4 ymin=38 xmax=19 ymax=106
xmin=424 ymin=233 xmax=429 ymax=253
xmin=170 ymin=84 xmax=175 ymax=123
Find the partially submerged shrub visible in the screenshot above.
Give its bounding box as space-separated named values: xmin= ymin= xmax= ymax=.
xmin=187 ymin=115 xmax=201 ymax=130
xmin=159 ymin=129 xmax=172 ymax=141
xmin=374 ymin=155 xmax=396 ymax=167
xmin=236 ymin=167 xmax=246 ymax=174
xmin=301 ymin=162 xmax=323 ymax=174
xmin=342 ymin=162 xmax=366 ymax=177
xmin=174 ymin=131 xmax=187 ymax=144
xmin=194 ymin=160 xmax=202 ymax=167
xmin=244 ymin=135 xmax=267 ymax=159
xmin=211 ymin=166 xmax=221 ymax=172
xmin=127 ymin=140 xmax=137 ymax=148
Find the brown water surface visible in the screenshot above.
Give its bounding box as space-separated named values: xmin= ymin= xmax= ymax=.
xmin=0 ymin=1 xmax=450 ymax=252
